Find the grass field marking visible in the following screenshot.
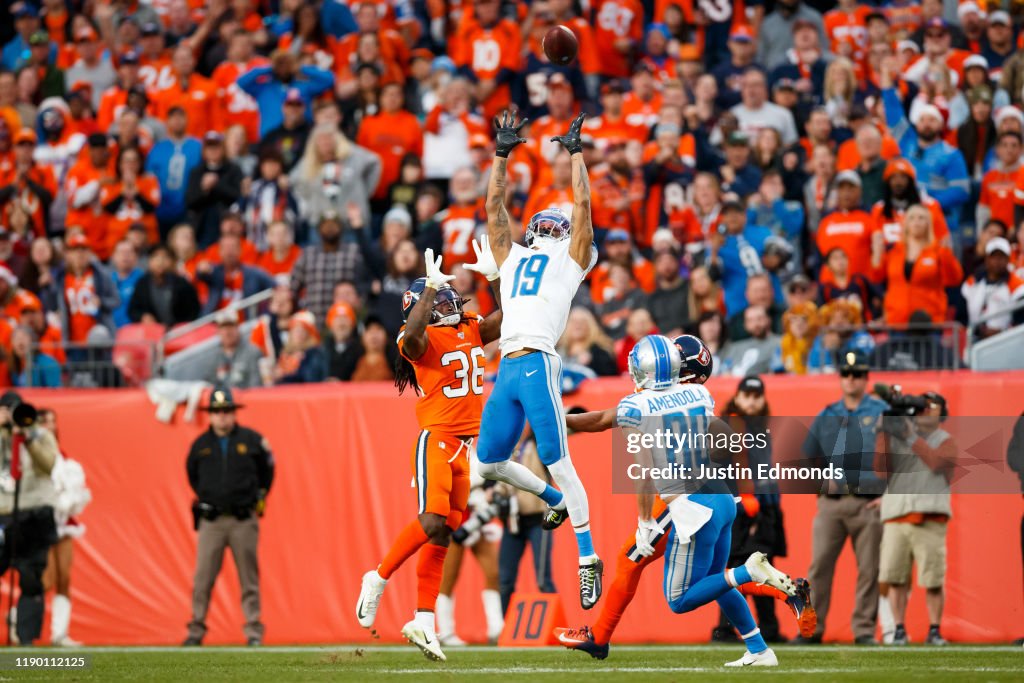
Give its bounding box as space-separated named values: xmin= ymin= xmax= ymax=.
xmin=359 ymin=666 xmax=1024 ymax=675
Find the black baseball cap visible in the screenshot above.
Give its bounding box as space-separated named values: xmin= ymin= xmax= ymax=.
xmin=738 ymin=375 xmax=765 ymax=395
xmin=87 ymin=132 xmax=109 ymax=148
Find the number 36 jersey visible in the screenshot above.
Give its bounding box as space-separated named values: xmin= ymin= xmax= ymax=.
xmin=397 ymin=316 xmax=486 ymax=435
xmin=498 ymin=240 xmax=598 ymax=357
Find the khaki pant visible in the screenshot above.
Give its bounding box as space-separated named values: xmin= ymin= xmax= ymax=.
xmin=879 ymin=521 xmax=947 ymax=589
xmin=807 ymin=496 xmax=882 ymax=640
xmin=188 ymin=515 xmax=262 ymax=641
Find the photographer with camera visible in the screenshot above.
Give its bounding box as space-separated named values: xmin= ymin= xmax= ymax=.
xmin=874 ymin=389 xmax=956 ymax=646
xmin=0 ymin=391 xmax=59 ymax=645
xmin=184 ymin=385 xmax=274 ymax=647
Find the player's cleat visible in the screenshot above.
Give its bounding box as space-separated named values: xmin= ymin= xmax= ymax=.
xmin=578 ymin=558 xmax=604 ymax=609
xmin=724 ymin=647 xmax=779 ymax=667
xmin=926 ymin=626 xmax=947 ymax=646
xmin=356 ymin=570 xmax=388 ymax=633
xmin=890 ymin=625 xmax=908 ymax=646
xmin=401 ymin=620 xmax=447 ymax=662
xmin=541 ymin=505 xmax=568 ymax=530
xmin=785 ymin=577 xmax=818 ymax=639
xmin=744 ymin=552 xmax=796 ymax=596
xmin=554 ymin=625 xmax=610 ymax=660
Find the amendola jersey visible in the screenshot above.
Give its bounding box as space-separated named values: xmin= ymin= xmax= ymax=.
xmin=497 ymin=239 xmax=597 ymax=357
xmin=397 ymin=316 xmax=486 ymax=435
xmin=616 ymin=382 xmax=716 ymax=476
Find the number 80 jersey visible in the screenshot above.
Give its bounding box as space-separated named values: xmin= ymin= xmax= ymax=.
xmin=498 ymin=240 xmax=598 ymax=357
xmin=397 ymin=316 xmax=486 ymax=435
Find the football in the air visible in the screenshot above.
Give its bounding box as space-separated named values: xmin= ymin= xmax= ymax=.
xmin=543 ymin=25 xmax=579 ymax=66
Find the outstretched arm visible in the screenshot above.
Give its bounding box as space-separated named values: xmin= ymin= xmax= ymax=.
xmin=565 ymin=407 xmax=617 ymax=433
xmin=551 ymin=112 xmax=594 ymax=270
xmin=487 ymin=111 xmax=529 ymax=266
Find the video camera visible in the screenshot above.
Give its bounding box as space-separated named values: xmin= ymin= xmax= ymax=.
xmin=874 ymin=383 xmax=933 ymax=418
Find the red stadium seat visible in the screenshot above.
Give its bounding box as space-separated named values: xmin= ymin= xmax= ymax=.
xmin=112 ymin=323 xmax=165 ymax=386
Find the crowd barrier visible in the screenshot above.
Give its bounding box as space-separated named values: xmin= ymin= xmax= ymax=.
xmin=12 ymin=370 xmax=1024 ymax=645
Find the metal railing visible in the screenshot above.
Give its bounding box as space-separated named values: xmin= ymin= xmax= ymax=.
xmin=162 ymin=289 xmax=275 ymax=346
xmin=965 ymin=297 xmax=1024 ymax=347
xmin=814 ymin=322 xmax=965 ymax=372
xmin=24 ymin=339 xmax=162 ymax=388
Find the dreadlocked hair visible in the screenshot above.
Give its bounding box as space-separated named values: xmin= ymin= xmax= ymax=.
xmin=394 ymin=352 xmax=420 ymax=395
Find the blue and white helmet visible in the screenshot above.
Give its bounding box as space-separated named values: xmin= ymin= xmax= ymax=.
xmin=525 ymin=207 xmax=571 ymax=249
xmin=673 ymin=334 xmax=713 ymax=384
xmin=628 ymin=334 xmax=681 ymax=391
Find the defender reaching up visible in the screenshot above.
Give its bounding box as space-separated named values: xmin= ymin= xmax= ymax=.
xmin=474 ymin=110 xmax=605 ymax=609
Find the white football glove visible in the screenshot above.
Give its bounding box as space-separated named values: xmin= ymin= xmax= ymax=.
xmin=463 ymin=235 xmax=500 ymax=281
xmin=424 ymin=248 xmax=455 ymax=291
xmin=634 ymin=517 xmax=661 ymax=558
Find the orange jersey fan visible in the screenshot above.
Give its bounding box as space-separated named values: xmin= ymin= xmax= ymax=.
xmin=397 ymin=316 xmax=486 ymax=435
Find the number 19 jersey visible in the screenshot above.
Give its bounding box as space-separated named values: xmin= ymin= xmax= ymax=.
xmin=498 ymin=240 xmax=597 ymax=357
xmin=397 ymin=316 xmax=485 ymax=435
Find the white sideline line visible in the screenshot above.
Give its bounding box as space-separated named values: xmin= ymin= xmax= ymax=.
xmin=344 ymin=667 xmax=1024 ymax=675
xmin=21 ymin=644 xmax=1022 ymax=654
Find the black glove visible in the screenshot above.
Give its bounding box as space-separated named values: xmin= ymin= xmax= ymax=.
xmin=493 ymin=110 xmax=528 ymax=158
xmin=550 ymin=111 xmax=586 ymax=155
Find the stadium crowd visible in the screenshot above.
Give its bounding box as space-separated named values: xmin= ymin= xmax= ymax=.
xmin=1 ymin=0 xmax=1024 ymax=388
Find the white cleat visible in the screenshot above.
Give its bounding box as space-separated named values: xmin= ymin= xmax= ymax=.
xmin=725 ymin=647 xmax=779 ymax=667
xmin=355 ymin=570 xmax=388 ymax=634
xmin=402 ymin=621 xmax=447 ymax=661
xmin=744 ymin=552 xmax=796 ymax=597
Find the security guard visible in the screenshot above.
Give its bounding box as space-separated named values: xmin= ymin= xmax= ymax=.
xmin=184 ymin=385 xmax=274 ymax=646
xmin=0 ymin=391 xmax=58 ymax=645
xmin=799 ymin=350 xmax=888 ymax=645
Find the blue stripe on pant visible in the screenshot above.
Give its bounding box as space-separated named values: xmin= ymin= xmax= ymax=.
xmin=478 ymin=352 xmax=568 ymax=466
xmin=663 ymin=494 xmax=737 ymax=613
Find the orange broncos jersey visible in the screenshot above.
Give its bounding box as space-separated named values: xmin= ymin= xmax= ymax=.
xmin=592 ymin=0 xmax=644 ymax=78
xmin=438 ymin=201 xmax=486 ymax=270
xmin=523 ymin=185 xmax=574 ymax=225
xmin=139 ymin=54 xmax=175 ymax=92
xmin=451 ymin=19 xmax=522 ymax=121
xmin=397 ymin=316 xmax=485 ymax=435
xmin=152 ymin=75 xmax=220 ymax=138
xmin=823 ymin=6 xmax=871 ymax=64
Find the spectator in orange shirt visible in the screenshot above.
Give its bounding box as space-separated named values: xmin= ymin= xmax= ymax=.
xmin=870 ymin=157 xmax=950 ymax=247
xmin=337 ymin=3 xmax=409 ymax=94
xmin=523 ymin=150 xmax=574 ymax=227
xmin=451 ymin=0 xmax=521 ymax=121
xmin=137 ymin=21 xmax=173 ymax=92
xmin=97 ymin=49 xmax=143 ymax=133
xmin=435 ymin=166 xmax=486 ymax=270
xmin=592 ymin=0 xmax=644 ymax=79
xmin=278 ymin=4 xmax=342 ymax=73
xmin=200 ymin=213 xmax=260 ymax=267
xmin=255 ymin=220 xmax=302 ymax=286
xmin=883 ymin=204 xmax=963 ymax=324
xmin=151 ymin=45 xmax=219 ymax=139
xmin=212 ymin=30 xmax=267 ymax=145
xmin=592 ymin=139 xmax=645 ymax=243
xmin=978 ymin=131 xmax=1022 ymax=231
xmin=622 ymin=62 xmax=663 ymax=130
xmin=65 ymin=132 xmax=114 ymax=254
xmin=589 ymin=229 xmax=656 ymax=305
xmin=0 ymin=128 xmax=56 ymax=238
xmin=356 ymin=82 xmax=423 ymax=208
xmin=583 ymin=81 xmax=647 ymax=145
xmin=100 ymin=147 xmax=160 ymax=258
xmin=816 ymin=170 xmax=882 ymax=282
xmin=20 ymin=294 xmax=64 ymax=364
xmin=51 ymin=232 xmax=118 ymax=347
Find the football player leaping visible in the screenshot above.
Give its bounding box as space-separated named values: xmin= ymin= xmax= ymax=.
xmin=355 ymin=242 xmax=502 ymax=662
xmin=555 ymin=335 xmax=810 ymax=667
xmin=474 ymin=110 xmax=605 ymax=609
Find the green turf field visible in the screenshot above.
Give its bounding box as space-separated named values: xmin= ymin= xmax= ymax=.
xmin=5 ymin=645 xmax=1022 ymax=681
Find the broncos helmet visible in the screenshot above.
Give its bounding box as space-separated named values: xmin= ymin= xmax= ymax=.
xmin=525 ymin=207 xmax=571 ymax=249
xmin=673 ymin=334 xmax=713 ymax=384
xmin=628 ymin=334 xmax=681 ymax=391
xmin=402 ymin=277 xmax=464 ymax=327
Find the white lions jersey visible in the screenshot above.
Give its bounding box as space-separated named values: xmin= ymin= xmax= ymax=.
xmin=498 ymin=239 xmax=598 ymax=356
xmin=617 ymin=383 xmax=717 ymax=480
